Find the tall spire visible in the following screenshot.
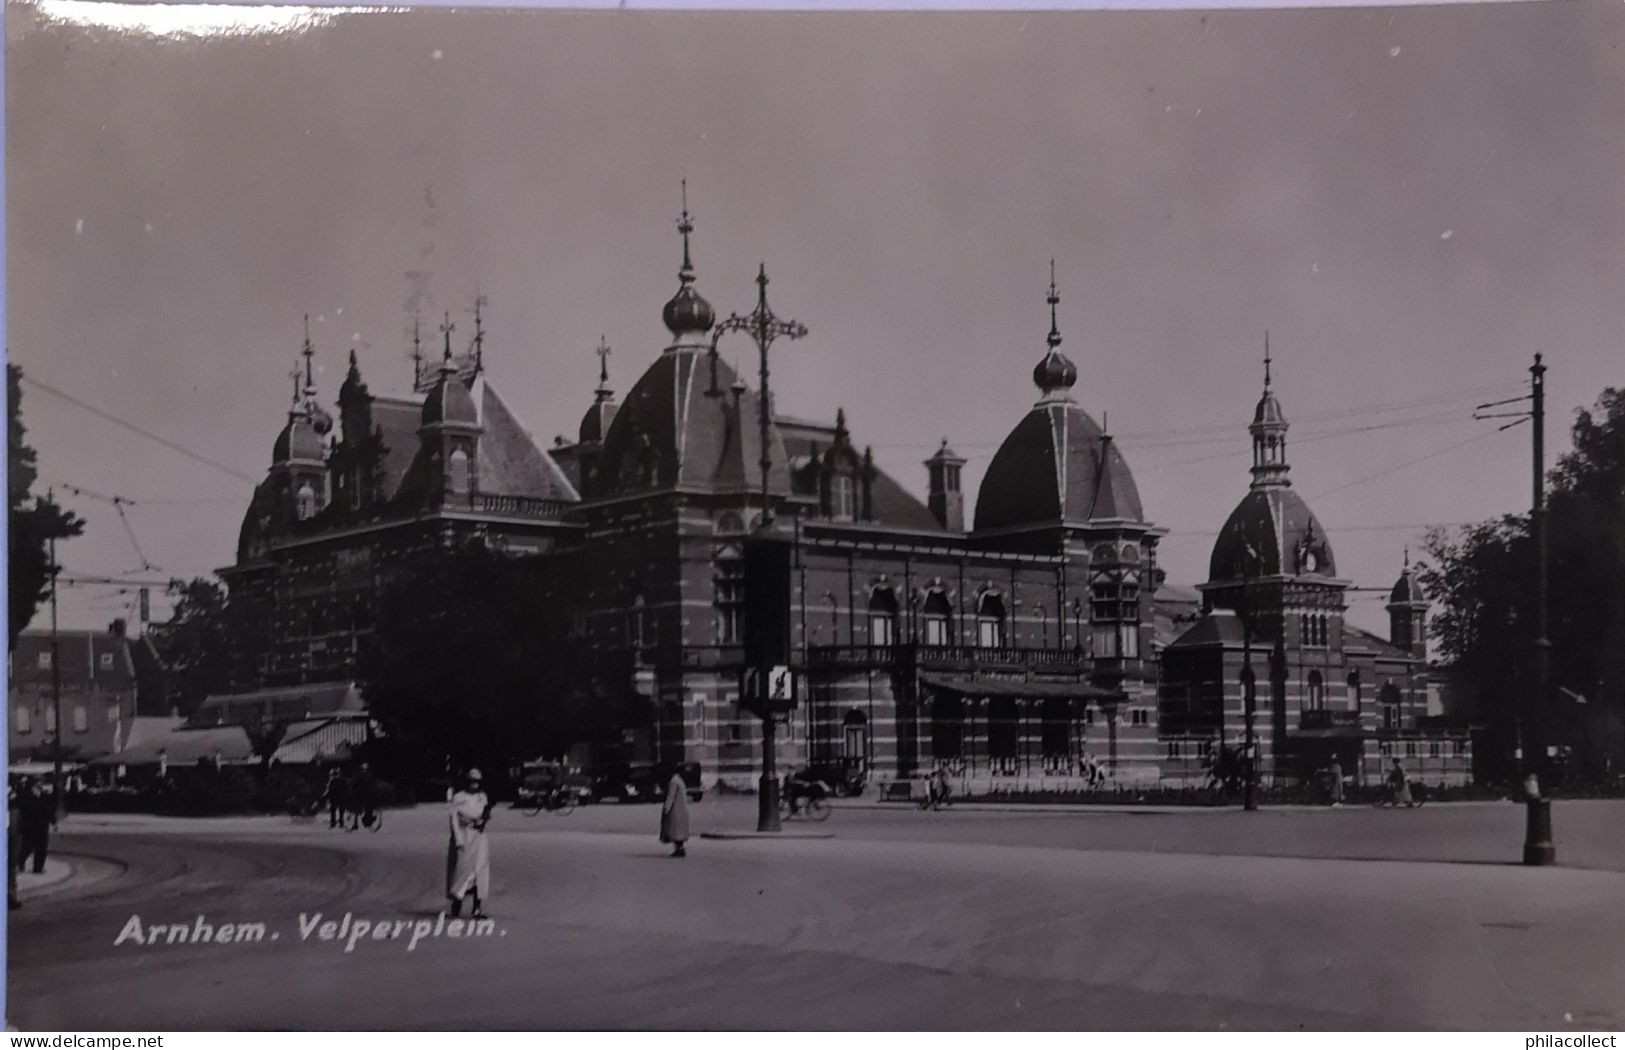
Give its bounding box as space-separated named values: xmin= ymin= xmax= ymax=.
xmin=594 ymin=335 xmax=614 ymax=403
xmin=469 ymin=294 xmax=487 ymax=374
xmin=301 ymin=315 xmax=317 ymax=397
xmin=1249 ymin=330 xmax=1290 ymax=488
xmin=1046 ymin=258 xmax=1062 ymax=351
xmin=662 ymin=179 xmax=716 ymax=340
xmin=1032 ymin=258 xmax=1078 ymax=399
xmin=439 ymin=312 xmax=456 ymax=372
xmin=289 ymin=360 xmax=303 ymax=411
xmin=411 ymin=312 xmax=423 ymax=388
xmin=678 ymin=178 xmax=694 ymax=284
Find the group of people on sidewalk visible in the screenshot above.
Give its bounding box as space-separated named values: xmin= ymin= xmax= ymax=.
xmin=1316 ymin=756 xmax=1418 ymax=807
xmin=320 ymin=764 xmax=379 ymax=831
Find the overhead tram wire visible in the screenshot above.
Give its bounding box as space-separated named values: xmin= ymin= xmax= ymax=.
xmin=858 ymin=378 xmax=1525 ymax=453
xmin=19 ymin=374 xmax=260 ymax=485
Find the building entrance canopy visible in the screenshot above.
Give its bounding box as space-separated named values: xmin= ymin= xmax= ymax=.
xmin=919 ymin=676 xmax=1125 ymax=704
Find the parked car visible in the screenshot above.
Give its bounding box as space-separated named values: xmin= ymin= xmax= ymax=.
xmin=593 ymin=761 xmax=703 ymax=803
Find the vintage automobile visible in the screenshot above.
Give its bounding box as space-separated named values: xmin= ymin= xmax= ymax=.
xmin=514 ymin=761 xmax=593 ymax=807
xmin=592 ymin=761 xmax=703 ymax=803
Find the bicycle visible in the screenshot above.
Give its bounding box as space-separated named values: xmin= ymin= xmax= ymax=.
xmin=1372 ymin=781 xmax=1426 ymax=809
xmin=524 ymin=787 xmax=578 ymax=817
xmin=286 ymin=794 xmax=321 ymax=824
xmin=779 ymin=792 xmax=831 ymax=822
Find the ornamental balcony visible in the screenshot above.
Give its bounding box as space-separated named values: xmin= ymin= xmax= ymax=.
xmin=1297 ymin=709 xmax=1363 ymax=732
xmin=804 ymin=643 xmax=1092 ymax=678
xmin=461 ymin=492 xmax=572 ymax=520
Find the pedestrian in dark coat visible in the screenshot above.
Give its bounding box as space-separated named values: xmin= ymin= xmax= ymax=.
xmin=659 ymin=773 xmax=690 ymax=857
xmin=8 ymin=781 xmax=22 ymax=910
xmin=18 ymin=780 xmax=55 ymax=874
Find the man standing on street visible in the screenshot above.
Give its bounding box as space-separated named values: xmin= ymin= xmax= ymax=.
xmin=1329 ymin=756 xmax=1345 ymax=808
xmin=446 ymin=769 xmax=491 ymax=919
xmin=17 ymin=777 xmax=56 ymax=874
xmin=8 ymin=779 xmax=23 ymax=910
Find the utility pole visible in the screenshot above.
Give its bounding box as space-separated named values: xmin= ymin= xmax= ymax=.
xmin=711 ymin=264 xmax=809 ymax=833
xmin=1475 ymin=355 xmax=1553 ymax=865
xmin=48 ymin=489 xmax=66 ymax=822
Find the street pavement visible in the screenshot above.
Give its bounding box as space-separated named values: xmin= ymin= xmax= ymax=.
xmin=7 ymin=797 xmax=1624 ymax=1030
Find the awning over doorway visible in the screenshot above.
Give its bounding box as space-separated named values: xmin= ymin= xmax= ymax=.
xmin=919 ymin=676 xmax=1125 ymax=703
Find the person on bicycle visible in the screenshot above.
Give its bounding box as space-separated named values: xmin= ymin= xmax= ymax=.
xmin=1385 ymin=757 xmax=1413 ymax=807
xmin=783 ymin=768 xmax=824 ymax=816
xmin=349 ymin=763 xmax=378 ymax=831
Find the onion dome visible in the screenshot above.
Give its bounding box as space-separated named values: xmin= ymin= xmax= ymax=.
xmin=272 ymin=413 xmax=324 ymax=464
xmin=421 ymin=336 xmax=478 ymax=428
xmin=974 ymin=264 xmax=1145 ymax=529
xmin=1388 ymin=552 xmax=1428 ymax=606
xmin=661 ymin=182 xmax=715 ymax=340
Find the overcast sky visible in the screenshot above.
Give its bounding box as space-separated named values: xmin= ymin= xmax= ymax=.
xmin=8 ymin=0 xmax=1623 ymax=635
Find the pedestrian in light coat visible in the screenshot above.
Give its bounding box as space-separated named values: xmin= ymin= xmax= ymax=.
xmin=659 ymin=772 xmax=690 ymax=858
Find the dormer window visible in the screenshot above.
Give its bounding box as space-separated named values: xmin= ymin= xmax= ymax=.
xmin=296 ymin=482 xmax=317 ymax=521
xmin=830 ymin=475 xmax=855 ymax=521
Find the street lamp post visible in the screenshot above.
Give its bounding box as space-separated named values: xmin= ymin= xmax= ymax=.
xmin=48 ymin=489 xmax=66 ymax=822
xmin=711 ymin=264 xmax=809 ymax=833
xmin=1473 ymin=354 xmax=1554 ymax=865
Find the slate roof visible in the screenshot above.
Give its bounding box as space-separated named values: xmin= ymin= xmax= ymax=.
xmin=10 ymin=629 xmax=138 ymax=692
xmin=1343 ymin=625 xmax=1410 ymax=659
xmin=475 ymin=382 xmax=579 ymax=501
xmin=1208 ymin=485 xmax=1336 ymax=582
xmin=1167 ymin=610 xmax=1249 ymax=649
xmin=595 ymin=350 xmax=791 ymax=497
xmin=974 ymin=401 xmax=1144 ymax=531
xmin=776 ymin=417 xmax=946 ymax=533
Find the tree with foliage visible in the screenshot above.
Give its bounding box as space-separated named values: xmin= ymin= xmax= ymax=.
xmin=1422 ymin=388 xmax=1625 ymax=785
xmin=149 ymin=578 xmax=235 ymax=715
xmin=8 ymin=364 xmax=84 ymax=650
xmin=362 ymin=542 xmax=621 ymax=793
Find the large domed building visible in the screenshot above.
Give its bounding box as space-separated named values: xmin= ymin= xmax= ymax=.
xmin=201 ymin=190 xmax=1470 ymax=794
xmin=1160 ymin=351 xmax=1471 ymax=786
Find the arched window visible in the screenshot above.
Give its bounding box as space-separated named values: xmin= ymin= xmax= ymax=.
xmin=1306 ymin=670 xmax=1324 ymax=711
xmin=716 ymin=512 xmax=746 ymax=535
xmin=448 ymin=448 xmax=471 ymax=496
xmin=931 ymin=694 xmax=964 ymax=760
xmin=922 ymin=591 xmax=952 ymax=646
xmin=296 ymin=482 xmax=317 ymax=521
xmin=867 ymin=588 xmax=898 ymax=647
xmin=1347 ymin=671 xmax=1361 ymax=708
xmin=976 ymin=593 xmax=1007 ymax=649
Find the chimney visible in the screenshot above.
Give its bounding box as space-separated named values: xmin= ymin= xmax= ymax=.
xmin=110 ymin=618 xmax=128 ymax=638
xmin=924 ymin=439 xmax=967 ymax=533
